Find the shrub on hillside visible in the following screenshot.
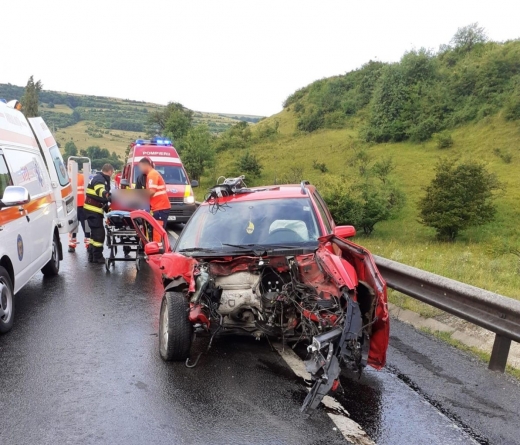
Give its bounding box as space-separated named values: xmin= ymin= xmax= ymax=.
xmin=418 ymin=159 xmax=502 ymax=240
xmin=321 ymin=175 xmax=405 ymax=236
xmin=297 ymin=108 xmax=324 ymax=133
xmin=320 ymin=154 xmax=405 ymax=235
xmin=434 ymin=131 xmax=454 ymax=149
xmin=312 ymin=160 xmax=328 ymax=173
xmin=236 ymin=151 xmax=262 ymax=177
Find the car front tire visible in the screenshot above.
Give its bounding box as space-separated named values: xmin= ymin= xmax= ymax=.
xmin=159 ymin=291 xmax=192 ymax=361
xmin=0 ymin=266 xmax=15 ymax=334
xmin=41 ymin=233 xmax=60 ymax=277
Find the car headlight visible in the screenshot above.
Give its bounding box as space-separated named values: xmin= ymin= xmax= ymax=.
xmin=184 ymin=195 xmax=195 ymax=204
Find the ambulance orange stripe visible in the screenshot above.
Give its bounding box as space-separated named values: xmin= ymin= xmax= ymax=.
xmin=44 ymin=135 xmax=56 ymax=148
xmin=0 ymin=194 xmax=53 ymax=226
xmin=0 ymin=128 xmax=38 ymax=148
xmin=61 ymin=184 xmax=72 ymax=198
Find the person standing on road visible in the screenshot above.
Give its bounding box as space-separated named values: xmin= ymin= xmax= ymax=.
xmin=83 ymin=164 xmax=114 ymax=263
xmin=138 ymin=157 xmax=170 ymax=236
xmin=68 ymin=171 xmax=91 ymax=253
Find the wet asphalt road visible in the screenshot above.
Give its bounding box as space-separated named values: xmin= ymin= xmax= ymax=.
xmin=1 ymin=233 xmax=519 ymax=445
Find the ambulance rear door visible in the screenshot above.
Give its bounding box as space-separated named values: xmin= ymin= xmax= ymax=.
xmin=27 ymin=118 xmax=77 ymax=234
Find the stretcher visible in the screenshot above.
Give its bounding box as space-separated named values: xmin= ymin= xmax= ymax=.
xmin=104 ymin=189 xmax=150 ymax=272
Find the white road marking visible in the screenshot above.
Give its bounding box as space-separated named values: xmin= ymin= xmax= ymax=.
xmin=168 ymin=230 xmax=179 ymax=240
xmin=274 ymin=343 xmax=375 ymax=445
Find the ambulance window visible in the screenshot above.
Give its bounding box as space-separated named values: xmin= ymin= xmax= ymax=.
xmin=8 ymin=150 xmax=48 ymax=197
xmin=49 ymin=145 xmax=70 ymax=186
xmin=0 ymin=155 xmax=13 ymax=199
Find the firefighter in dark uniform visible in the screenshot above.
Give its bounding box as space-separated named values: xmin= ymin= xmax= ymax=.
xmin=83 ymin=164 xmax=114 ymax=263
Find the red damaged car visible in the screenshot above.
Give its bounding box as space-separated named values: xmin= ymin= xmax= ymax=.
xmin=131 ymin=177 xmax=389 ymax=412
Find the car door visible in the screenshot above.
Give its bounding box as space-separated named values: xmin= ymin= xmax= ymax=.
xmin=129 ymin=210 xmax=171 ymax=252
xmin=3 ymin=147 xmax=54 ymax=272
xmin=0 ymin=150 xmax=34 ymax=292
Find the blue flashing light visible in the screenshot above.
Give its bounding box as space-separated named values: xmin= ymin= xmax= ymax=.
xmin=134 ymin=137 xmax=173 ymax=146
xmin=0 ymin=98 xmax=6 ymax=104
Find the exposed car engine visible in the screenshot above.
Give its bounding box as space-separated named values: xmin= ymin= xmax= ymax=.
xmin=179 ymin=247 xmax=381 ymax=412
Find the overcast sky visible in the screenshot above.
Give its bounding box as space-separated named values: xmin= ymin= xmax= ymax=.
xmin=2 ymin=0 xmax=519 ymax=116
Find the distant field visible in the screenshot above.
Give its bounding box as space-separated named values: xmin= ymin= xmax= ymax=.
xmin=0 ymin=83 xmax=264 ymax=157
xmin=55 ymin=121 xmax=143 ymax=157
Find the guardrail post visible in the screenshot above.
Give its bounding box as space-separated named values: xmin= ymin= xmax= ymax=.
xmin=488 ymin=334 xmax=511 ymax=372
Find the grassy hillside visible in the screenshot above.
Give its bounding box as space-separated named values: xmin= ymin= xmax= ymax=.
xmin=0 ymin=83 xmax=263 ymax=157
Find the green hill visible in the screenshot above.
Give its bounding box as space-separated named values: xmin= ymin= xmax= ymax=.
xmin=208 ymin=30 xmax=520 ymax=303
xmin=0 ymin=83 xmax=263 ymax=157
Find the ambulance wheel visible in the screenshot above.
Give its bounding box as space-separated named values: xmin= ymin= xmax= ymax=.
xmin=159 ymin=292 xmax=192 ymax=361
xmin=105 ymin=258 xmax=111 ymax=272
xmin=136 ymin=258 xmax=141 ymax=271
xmin=42 ymin=234 xmax=60 ymax=277
xmin=0 ymin=266 xmax=15 ymax=334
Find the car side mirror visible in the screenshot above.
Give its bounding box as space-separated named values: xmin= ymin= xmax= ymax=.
xmin=144 ymin=242 xmax=163 ymax=256
xmin=0 ymin=186 xmax=30 ymax=208
xmin=191 ymin=180 xmax=199 ymax=188
xmin=334 ymin=225 xmax=356 ymax=238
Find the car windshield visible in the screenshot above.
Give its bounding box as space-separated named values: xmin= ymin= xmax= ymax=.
xmin=176 ymin=198 xmax=321 ymax=253
xmin=133 ymin=164 xmax=188 ymax=185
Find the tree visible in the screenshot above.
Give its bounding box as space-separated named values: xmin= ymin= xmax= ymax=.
xmin=147 ymin=102 xmax=193 ymax=141
xmin=63 ymin=141 xmax=78 ymax=159
xmin=237 ymin=151 xmax=262 ymax=177
xmin=21 ymin=76 xmax=42 ymax=118
xmin=72 ymin=110 xmax=81 ymax=123
xmin=181 ymin=125 xmax=215 ymax=181
xmin=419 ymin=159 xmax=502 ymax=240
xmin=79 ymin=145 xmax=122 ymax=169
xmin=450 ymin=23 xmax=488 ymax=52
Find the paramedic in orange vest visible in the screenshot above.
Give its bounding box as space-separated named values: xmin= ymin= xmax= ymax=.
xmin=138 ymin=157 xmax=170 ymax=239
xmin=68 ymin=172 xmax=91 ymax=252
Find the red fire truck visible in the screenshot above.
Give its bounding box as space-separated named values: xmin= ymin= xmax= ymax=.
xmin=121 ymin=138 xmax=198 ymax=224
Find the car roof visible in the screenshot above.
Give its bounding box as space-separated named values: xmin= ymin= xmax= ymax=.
xmin=200 ymin=184 xmax=316 ymax=204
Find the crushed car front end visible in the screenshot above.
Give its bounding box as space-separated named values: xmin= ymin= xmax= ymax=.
xmin=140 ymin=181 xmax=389 ymax=413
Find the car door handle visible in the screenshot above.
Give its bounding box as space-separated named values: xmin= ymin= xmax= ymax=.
xmin=18 ymin=206 xmax=30 ymax=223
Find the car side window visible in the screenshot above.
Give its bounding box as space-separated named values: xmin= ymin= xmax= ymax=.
xmin=313 ymin=192 xmax=333 ymax=234
xmin=0 ymin=153 xmax=13 ymax=199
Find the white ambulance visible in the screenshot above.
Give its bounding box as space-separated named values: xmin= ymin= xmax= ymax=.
xmin=0 ymin=99 xmax=77 ymax=333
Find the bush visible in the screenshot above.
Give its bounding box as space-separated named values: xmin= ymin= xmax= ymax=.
xmin=435 ymin=131 xmax=454 ymax=149
xmin=312 ymin=160 xmax=328 ymax=173
xmin=419 ymin=159 xmax=502 ymax=240
xmin=297 ymin=109 xmax=324 ymax=133
xmin=236 ymin=151 xmax=263 ymax=177
xmin=321 ymin=175 xmax=405 ymax=235
xmin=324 ymin=110 xmax=347 ymax=129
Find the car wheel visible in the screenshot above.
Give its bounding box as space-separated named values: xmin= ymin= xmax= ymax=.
xmin=0 ymin=266 xmax=15 ymax=334
xmin=41 ymin=233 xmax=60 ymax=276
xmin=159 ymin=292 xmax=192 ymax=361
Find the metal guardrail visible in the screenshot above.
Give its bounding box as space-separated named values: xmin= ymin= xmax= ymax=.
xmin=374 ymin=255 xmax=520 ymax=372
